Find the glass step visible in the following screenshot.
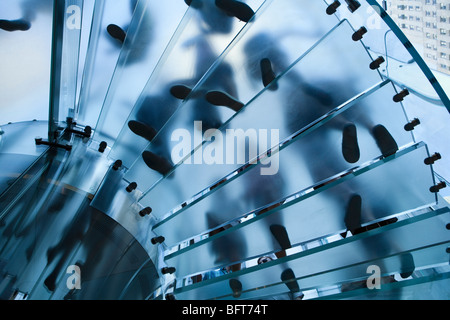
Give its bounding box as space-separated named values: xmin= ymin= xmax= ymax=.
xmin=136 ymin=19 xmax=392 ymax=219
xmin=163 ymin=142 xmax=437 ymax=278
xmin=76 ymin=0 xmax=143 ymax=127
xmin=317 ymin=269 xmax=450 ymax=300
xmin=170 ymin=207 xmax=449 ymax=299
xmin=152 ymin=82 xmax=416 ymax=247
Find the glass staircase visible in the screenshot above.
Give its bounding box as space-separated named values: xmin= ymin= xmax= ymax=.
xmin=0 ymin=0 xmax=449 ymax=300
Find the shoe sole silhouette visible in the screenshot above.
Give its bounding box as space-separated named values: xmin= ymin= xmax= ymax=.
xmin=229 ymin=278 xmax=242 ymax=298
xmin=399 ymin=252 xmax=415 ymax=279
xmin=170 ymin=84 xmax=192 ymax=100
xmin=128 ymin=120 xmax=157 ymax=142
xmin=372 ymin=124 xmax=398 ymax=158
xmin=344 ymin=194 xmax=362 ymax=235
xmin=0 ymin=19 xmax=31 ymax=32
xmin=280 ymin=268 xmax=300 ymax=293
xmin=107 ymin=24 xmax=126 ymax=43
xmin=342 ymin=123 xmax=360 ymax=163
xmin=205 ymin=91 xmax=244 ymax=112
xmin=215 ymin=0 xmax=255 ymax=22
xmin=142 ymin=151 xmax=173 ymax=176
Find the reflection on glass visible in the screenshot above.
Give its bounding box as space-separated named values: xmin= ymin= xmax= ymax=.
xmin=77 ymin=0 xmax=139 ymax=127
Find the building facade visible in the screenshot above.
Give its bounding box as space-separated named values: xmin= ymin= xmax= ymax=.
xmin=386 ymin=0 xmax=450 ymax=74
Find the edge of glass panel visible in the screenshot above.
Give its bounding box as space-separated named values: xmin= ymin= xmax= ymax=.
xmin=163 ymin=141 xmax=433 ymax=259
xmin=170 ymin=206 xmax=450 ymax=296
xmin=48 ymin=0 xmax=66 ymax=141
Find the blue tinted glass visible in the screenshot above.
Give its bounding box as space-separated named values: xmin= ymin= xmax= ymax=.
xmin=171 ymin=208 xmax=449 ymax=299
xmin=163 ymin=143 xmax=436 ymax=279
xmin=0 ymin=0 xmax=54 ymax=124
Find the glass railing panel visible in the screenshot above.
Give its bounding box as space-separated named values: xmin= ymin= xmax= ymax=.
xmin=0 ymin=133 xmax=158 ymax=300
xmin=0 ymin=153 xmax=51 ymax=219
xmin=24 ymin=204 xmax=158 ymax=300
xmin=74 ymin=0 xmax=95 ymax=109
xmin=12 ymin=191 xmax=91 ymax=299
xmin=115 ymin=0 xmax=339 ymax=179
xmin=171 ymin=207 xmax=449 ymax=299
xmin=103 ymin=0 xmax=269 ymax=166
xmin=76 ymin=0 xmax=140 ymax=127
xmin=164 ymin=143 xmax=437 ymax=278
xmin=0 ymin=153 xmax=41 ymax=196
xmin=153 ymin=82 xmax=415 ymax=246
xmin=90 ymin=162 xmax=126 ymax=215
xmin=0 ymin=0 xmax=54 ymax=124
xmin=117 ymin=258 xmax=160 ymax=300
xmin=89 ymin=161 xmax=157 ymax=254
xmin=137 ymin=19 xmax=387 ymax=216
